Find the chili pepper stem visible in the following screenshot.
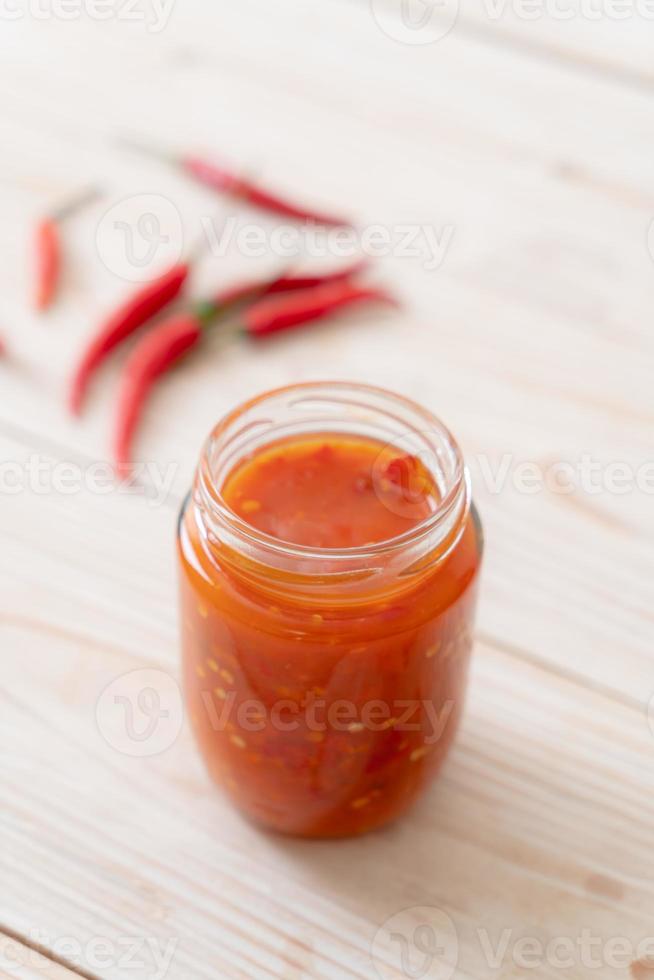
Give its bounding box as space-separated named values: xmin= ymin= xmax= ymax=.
xmin=49 ymin=186 xmax=102 ymax=224
xmin=117 ymin=135 xmax=180 ymax=167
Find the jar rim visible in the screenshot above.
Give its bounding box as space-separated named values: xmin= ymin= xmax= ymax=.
xmin=196 ymin=380 xmax=470 ymax=566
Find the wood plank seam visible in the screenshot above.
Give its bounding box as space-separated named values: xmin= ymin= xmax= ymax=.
xmin=425 ymin=14 xmax=654 ymax=92
xmin=0 ymin=927 xmax=99 ymax=980
xmin=477 ymin=629 xmax=648 ymax=713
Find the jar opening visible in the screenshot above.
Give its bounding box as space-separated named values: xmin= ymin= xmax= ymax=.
xmin=192 ymin=383 xmax=470 ymax=581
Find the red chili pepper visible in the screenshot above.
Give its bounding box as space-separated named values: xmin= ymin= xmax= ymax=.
xmin=34 ymin=219 xmax=61 ymax=311
xmin=122 ymin=138 xmax=351 ymax=225
xmin=203 ymin=259 xmax=368 ymax=319
xmin=113 ymin=312 xmax=203 ymax=475
xmin=183 ymin=156 xmax=349 ymax=227
xmin=69 ymin=261 xmax=190 ymax=415
xmin=34 ymin=188 xmax=100 ymax=312
xmin=266 ymin=259 xmax=367 ymax=294
xmin=112 ymin=271 xmax=394 ymax=474
xmin=244 ymin=281 xmax=397 ymax=338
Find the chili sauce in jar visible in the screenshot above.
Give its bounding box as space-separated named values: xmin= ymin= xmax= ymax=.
xmin=177 ymin=382 xmax=483 ymax=838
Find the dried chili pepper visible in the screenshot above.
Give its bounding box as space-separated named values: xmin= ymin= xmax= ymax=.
xmin=69 ymin=261 xmax=190 ymax=415
xmin=244 ymin=281 xmax=397 ymax=338
xmin=113 ymin=312 xmax=205 ymax=474
xmin=33 ymin=187 xmax=99 ymax=312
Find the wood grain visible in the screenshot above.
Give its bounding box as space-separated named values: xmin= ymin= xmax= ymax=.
xmin=0 ymin=3 xmax=652 ymax=977
xmin=1 ymin=428 xmax=653 ymax=978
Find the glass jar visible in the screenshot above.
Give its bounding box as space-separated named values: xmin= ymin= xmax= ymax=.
xmin=177 ymin=382 xmax=483 ymax=838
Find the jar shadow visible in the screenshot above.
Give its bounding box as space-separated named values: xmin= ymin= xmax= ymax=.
xmin=261 ymin=766 xmax=469 ymax=924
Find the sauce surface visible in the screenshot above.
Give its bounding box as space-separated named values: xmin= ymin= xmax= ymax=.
xmin=223 ymin=434 xmax=437 ymax=549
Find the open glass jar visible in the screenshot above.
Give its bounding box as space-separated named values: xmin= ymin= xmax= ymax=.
xmin=177 ymin=382 xmax=483 ymax=838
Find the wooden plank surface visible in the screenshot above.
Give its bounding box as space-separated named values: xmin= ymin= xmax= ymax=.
xmin=1 ymin=444 xmax=652 ymax=978
xmin=0 ymin=2 xmax=652 ymax=978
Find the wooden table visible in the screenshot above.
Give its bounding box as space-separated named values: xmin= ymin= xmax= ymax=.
xmin=1 ymin=3 xmax=652 ymax=978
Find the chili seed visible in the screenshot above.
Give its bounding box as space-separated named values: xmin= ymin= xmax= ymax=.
xmin=229 ymin=734 xmax=247 ymax=749
xmin=443 ymin=642 xmax=457 ymax=661
xmin=242 ymin=499 xmax=261 ymax=513
xmin=351 ymin=796 xmax=371 ymax=810
xmin=410 ymin=746 xmax=429 ymax=763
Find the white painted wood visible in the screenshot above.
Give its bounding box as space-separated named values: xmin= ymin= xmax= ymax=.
xmin=1 ymin=419 xmax=653 ymax=978
xmin=0 ymin=4 xmax=652 ymax=978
